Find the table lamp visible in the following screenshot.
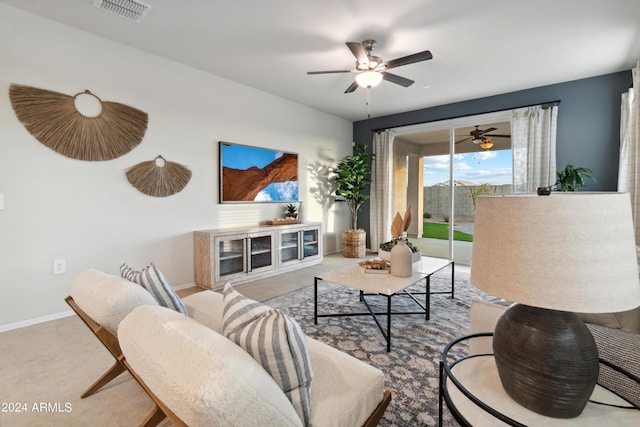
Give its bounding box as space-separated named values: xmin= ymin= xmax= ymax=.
xmin=470 ymin=192 xmax=640 ymax=418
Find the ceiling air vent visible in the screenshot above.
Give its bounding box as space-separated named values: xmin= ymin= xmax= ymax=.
xmin=93 ymin=0 xmax=152 ymax=23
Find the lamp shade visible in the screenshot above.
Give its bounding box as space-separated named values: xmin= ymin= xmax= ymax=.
xmin=355 ymin=71 xmax=383 ymax=88
xmin=470 ymin=192 xmax=640 ymax=313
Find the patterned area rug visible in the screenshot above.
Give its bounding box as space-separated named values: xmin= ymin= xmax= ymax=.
xmin=267 ymin=266 xmax=500 ymax=426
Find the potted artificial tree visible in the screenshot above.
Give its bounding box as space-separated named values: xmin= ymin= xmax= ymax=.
xmin=333 ymin=143 xmax=374 ymax=258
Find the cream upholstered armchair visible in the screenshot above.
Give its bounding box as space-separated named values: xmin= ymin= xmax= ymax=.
xmin=66 ymin=268 xmax=225 ymax=400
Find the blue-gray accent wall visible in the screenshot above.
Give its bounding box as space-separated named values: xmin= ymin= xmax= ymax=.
xmin=353 ymin=70 xmax=633 ymax=240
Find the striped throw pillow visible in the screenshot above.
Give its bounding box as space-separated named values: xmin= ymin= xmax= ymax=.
xmin=222 ymin=283 xmax=313 ymax=426
xmin=120 ymin=263 xmax=187 ymax=315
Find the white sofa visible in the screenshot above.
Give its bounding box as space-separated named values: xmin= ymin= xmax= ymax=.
xmin=69 ymin=269 xmax=391 ymax=427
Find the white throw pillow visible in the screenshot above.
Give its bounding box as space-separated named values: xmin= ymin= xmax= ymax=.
xmin=71 ymin=269 xmax=158 ymax=335
xmin=120 ymin=262 xmax=187 ymax=315
xmin=222 ymin=283 xmax=313 ymax=426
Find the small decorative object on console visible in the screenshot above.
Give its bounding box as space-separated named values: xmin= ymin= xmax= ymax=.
xmin=284 ymin=203 xmax=298 ymax=219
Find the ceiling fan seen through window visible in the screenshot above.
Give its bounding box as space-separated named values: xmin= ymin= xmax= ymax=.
xmin=456 ymin=126 xmax=511 ymax=150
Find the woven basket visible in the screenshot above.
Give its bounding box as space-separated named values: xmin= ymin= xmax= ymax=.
xmin=342 ymin=229 xmax=366 ymax=258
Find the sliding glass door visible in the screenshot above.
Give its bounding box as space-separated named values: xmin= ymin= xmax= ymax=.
xmin=390 ymin=111 xmax=513 ymax=265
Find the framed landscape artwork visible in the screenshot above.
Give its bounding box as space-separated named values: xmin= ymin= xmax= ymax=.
xmin=219 ymin=141 xmax=298 ymax=203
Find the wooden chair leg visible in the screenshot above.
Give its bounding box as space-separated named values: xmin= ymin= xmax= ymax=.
xmin=121 ymin=357 xmax=187 ymax=427
xmin=362 ymin=389 xmax=392 ymax=427
xmin=81 ymin=360 xmax=127 ymax=398
xmin=66 ymin=296 xmax=128 ymax=397
xmin=140 ymin=404 xmax=167 ymax=427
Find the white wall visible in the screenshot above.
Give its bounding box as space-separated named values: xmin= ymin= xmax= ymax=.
xmin=0 ymin=5 xmax=352 ymax=328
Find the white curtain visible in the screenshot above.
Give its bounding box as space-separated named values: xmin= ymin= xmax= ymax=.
xmin=369 ymin=129 xmax=392 ymax=250
xmin=618 ymin=62 xmax=639 ymax=242
xmin=511 ymin=105 xmax=558 ymax=193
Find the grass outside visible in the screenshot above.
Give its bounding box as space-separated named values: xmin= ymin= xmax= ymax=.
xmin=422 ymin=222 xmax=474 ymax=242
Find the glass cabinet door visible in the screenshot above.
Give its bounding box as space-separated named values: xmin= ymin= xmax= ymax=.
xmin=280 ymin=230 xmax=300 ymax=264
xmin=248 ymin=232 xmax=275 ymax=273
xmin=215 ymin=234 xmax=246 ymax=280
xmin=302 ymin=228 xmax=319 ymax=259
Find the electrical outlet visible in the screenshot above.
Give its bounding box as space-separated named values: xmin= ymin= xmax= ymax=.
xmin=0 ymin=193 xmax=4 ymax=210
xmin=53 ymin=258 xmax=66 ymax=275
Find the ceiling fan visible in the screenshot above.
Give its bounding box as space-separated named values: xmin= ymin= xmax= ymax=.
xmin=456 ymin=125 xmax=511 ymax=146
xmin=307 ymin=40 xmax=433 ymax=93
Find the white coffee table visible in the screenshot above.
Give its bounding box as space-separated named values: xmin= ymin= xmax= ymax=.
xmin=314 ymin=256 xmax=454 ymax=352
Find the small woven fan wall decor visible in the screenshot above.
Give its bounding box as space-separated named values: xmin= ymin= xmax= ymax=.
xmin=126 ymin=155 xmax=192 ymax=197
xmin=8 ymin=84 xmax=148 ymax=161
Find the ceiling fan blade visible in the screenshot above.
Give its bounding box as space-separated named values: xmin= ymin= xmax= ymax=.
xmin=344 ymin=81 xmax=359 ymax=93
xmin=307 ymin=70 xmax=352 ymax=75
xmin=455 ymin=136 xmax=473 ymax=144
xmin=385 ymin=50 xmax=433 ymax=69
xmin=382 ymin=72 xmax=414 ymax=87
xmin=484 ymin=134 xmax=511 ymax=138
xmin=346 ymin=41 xmax=368 ymax=64
xmin=480 ymin=127 xmax=497 ymax=134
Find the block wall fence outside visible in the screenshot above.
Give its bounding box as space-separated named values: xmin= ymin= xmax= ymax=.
xmin=423 ymin=184 xmax=513 ymax=219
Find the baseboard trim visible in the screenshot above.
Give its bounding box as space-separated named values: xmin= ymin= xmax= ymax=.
xmin=174 ymin=281 xmax=196 ymax=291
xmin=0 ymin=282 xmax=196 ymax=333
xmin=0 ymin=310 xmax=75 ymax=333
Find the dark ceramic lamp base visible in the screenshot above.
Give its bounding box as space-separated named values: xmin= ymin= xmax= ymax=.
xmin=493 ymin=303 xmax=599 ymax=418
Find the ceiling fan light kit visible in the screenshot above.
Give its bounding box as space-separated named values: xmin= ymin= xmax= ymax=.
xmin=355 ymin=71 xmax=383 ymax=88
xmin=480 ymin=139 xmax=494 ymax=150
xmin=307 ymin=39 xmax=433 ymax=93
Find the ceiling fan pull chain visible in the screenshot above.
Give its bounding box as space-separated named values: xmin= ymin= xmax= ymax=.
xmin=366 ymin=87 xmax=372 ymax=118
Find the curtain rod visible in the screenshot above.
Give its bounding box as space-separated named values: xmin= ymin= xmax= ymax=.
xmin=372 ymin=99 xmax=561 ymax=133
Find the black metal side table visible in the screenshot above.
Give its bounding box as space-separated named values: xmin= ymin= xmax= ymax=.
xmin=439 ymin=333 xmax=640 ymax=426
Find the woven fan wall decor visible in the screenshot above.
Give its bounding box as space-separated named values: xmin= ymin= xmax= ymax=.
xmin=9 ymin=84 xmax=148 ymax=161
xmin=126 ymin=155 xmax=192 ymax=197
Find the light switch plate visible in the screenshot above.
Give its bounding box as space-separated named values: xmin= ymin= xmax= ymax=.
xmin=0 ymin=193 xmax=4 ymax=210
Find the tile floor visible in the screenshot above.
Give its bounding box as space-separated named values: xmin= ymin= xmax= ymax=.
xmin=0 ymin=253 xmax=371 ymax=426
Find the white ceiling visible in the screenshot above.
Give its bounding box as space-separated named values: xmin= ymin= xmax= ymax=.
xmin=2 ymin=0 xmax=639 ymax=122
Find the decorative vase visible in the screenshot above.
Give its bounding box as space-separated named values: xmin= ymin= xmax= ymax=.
xmin=390 ymin=238 xmax=412 ymax=277
xmin=379 ymin=248 xmax=421 ymax=263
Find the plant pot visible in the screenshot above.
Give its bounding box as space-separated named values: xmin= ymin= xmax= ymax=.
xmin=342 ymin=229 xmax=366 ymax=258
